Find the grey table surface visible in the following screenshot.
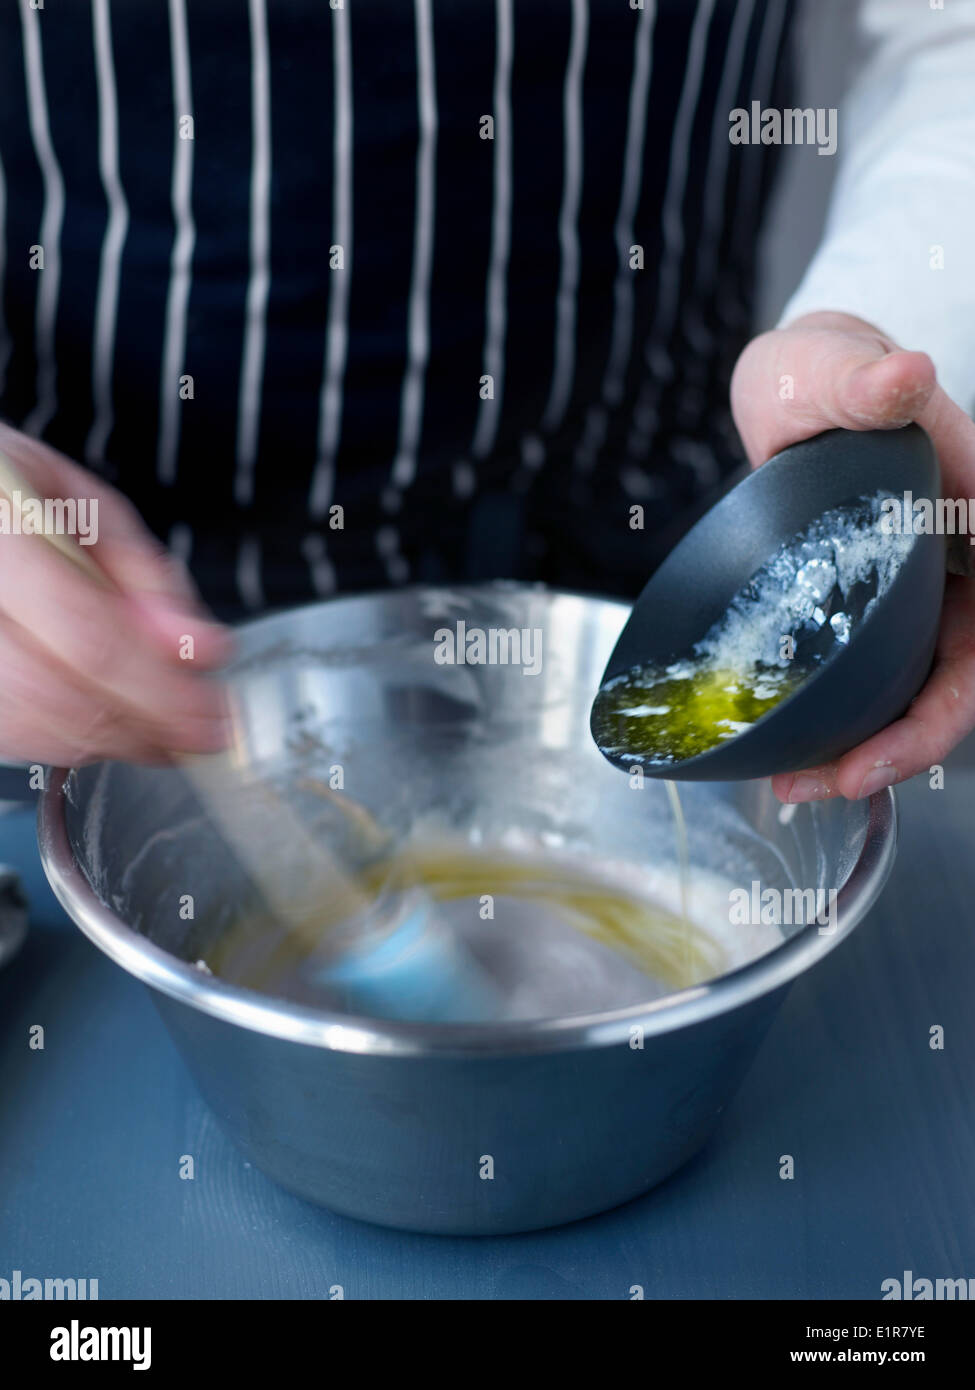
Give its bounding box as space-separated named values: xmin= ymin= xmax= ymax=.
xmin=1 ymin=742 xmax=973 ymax=1301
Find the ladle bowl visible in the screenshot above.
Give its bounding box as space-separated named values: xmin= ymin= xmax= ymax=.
xmin=592 ymin=425 xmax=945 ymax=781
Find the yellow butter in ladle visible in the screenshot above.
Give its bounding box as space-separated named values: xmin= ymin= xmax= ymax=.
xmin=594 ymin=490 xmax=917 ymax=769
xmin=593 ymin=658 xmax=808 ymax=765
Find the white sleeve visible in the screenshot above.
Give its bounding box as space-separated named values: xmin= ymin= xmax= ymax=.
xmin=778 ymin=0 xmax=975 ymax=415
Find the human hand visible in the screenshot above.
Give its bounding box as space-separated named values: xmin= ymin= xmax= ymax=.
xmin=730 ymin=310 xmax=975 ymax=802
xmin=0 ymin=421 xmax=233 ymax=766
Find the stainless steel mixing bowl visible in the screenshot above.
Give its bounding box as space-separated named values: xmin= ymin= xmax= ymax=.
xmin=38 ymin=586 xmax=897 ymax=1234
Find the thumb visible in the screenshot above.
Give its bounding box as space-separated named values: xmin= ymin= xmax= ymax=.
xmin=731 ymin=311 xmax=938 ymax=468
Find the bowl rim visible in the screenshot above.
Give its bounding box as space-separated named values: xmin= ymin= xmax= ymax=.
xmin=36 ymin=586 xmax=899 ymax=1059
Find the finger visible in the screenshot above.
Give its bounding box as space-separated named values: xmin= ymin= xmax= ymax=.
xmin=770 ymin=764 xmax=840 ymax=805
xmin=773 ymin=576 xmax=975 ymax=802
xmin=915 ymin=384 xmax=975 ymax=511
xmin=0 ymin=614 xmax=222 ymax=765
xmin=731 ymin=316 xmax=937 ymax=466
xmin=90 ymin=529 xmax=233 ymax=668
xmin=0 ymin=423 xmax=232 ymax=667
xmin=829 ymin=349 xmax=936 ymax=431
xmin=0 ymin=529 xmax=233 ymax=752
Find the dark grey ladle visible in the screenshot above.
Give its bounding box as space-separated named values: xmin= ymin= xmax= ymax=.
xmin=591 ymin=425 xmax=946 ymax=781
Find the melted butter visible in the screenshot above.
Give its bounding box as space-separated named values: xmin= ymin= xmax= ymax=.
xmin=593 ymin=492 xmax=917 ymax=768
xmin=664 ymin=778 xmax=691 ymax=976
xmin=593 ymin=659 xmax=808 ymax=765
xmin=361 ymin=844 xmax=713 ymax=988
xmin=204 ymin=840 xmax=722 ymax=1009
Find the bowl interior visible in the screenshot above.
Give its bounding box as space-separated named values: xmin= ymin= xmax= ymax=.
xmin=61 ymin=587 xmax=876 ymax=1021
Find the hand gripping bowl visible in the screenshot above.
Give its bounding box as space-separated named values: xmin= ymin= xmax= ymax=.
xmin=38 ymin=586 xmax=897 ymax=1235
